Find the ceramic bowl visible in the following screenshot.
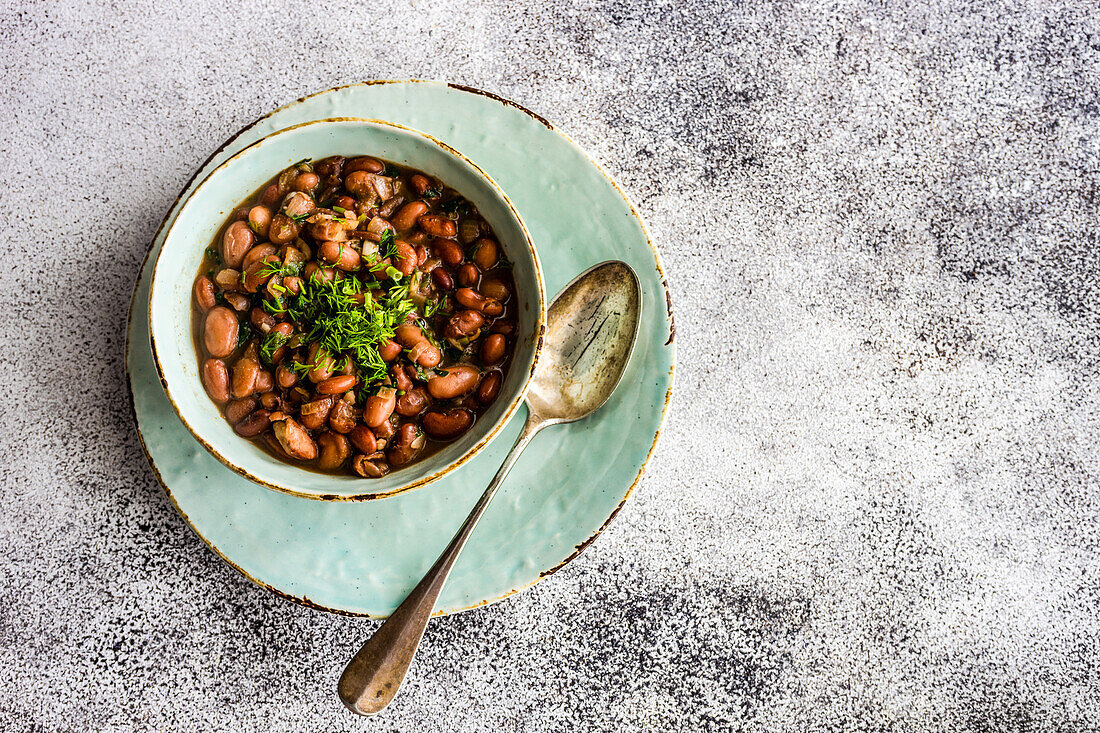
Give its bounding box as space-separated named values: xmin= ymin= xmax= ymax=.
xmin=149 ymin=118 xmax=545 ymax=500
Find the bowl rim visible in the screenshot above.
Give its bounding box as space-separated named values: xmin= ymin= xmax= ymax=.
xmin=148 ymin=116 xmax=546 ymax=501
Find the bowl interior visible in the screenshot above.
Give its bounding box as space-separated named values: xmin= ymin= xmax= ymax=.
xmin=150 ymin=118 xmax=543 ymax=499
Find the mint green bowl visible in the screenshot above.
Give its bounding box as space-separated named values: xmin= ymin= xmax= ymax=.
xmin=148 ymin=118 xmax=545 ymax=501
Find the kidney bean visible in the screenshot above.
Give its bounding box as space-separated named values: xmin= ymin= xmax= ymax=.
xmin=272 ymin=417 xmax=318 ymax=461
xmin=377 ymin=195 xmax=406 ymax=219
xmin=299 ymin=395 xmax=335 ymax=430
xmin=395 ymin=387 xmax=430 ymax=417
xmin=393 ymin=324 xmax=442 ymax=368
xmin=234 ymin=409 xmax=271 ymax=438
xmin=260 ymin=183 xmax=281 ymax=207
xmin=281 ymin=191 xmax=314 ymax=219
xmin=242 ymin=255 xmax=279 ymax=293
xmin=231 ymin=356 xmax=261 ymax=399
xmin=387 ymin=422 xmax=425 ymax=467
xmin=316 ymin=431 xmax=351 ymax=470
xmin=348 ymin=425 xmax=378 ymax=454
xmin=318 ymin=374 xmax=357 ymax=395
xmin=263 ymin=322 xmax=293 ymax=363
xmin=221 ymin=220 xmax=254 ymax=268
xmin=407 ymin=230 xmax=429 ymax=246
xmin=309 ymin=217 xmax=349 ymax=243
xmin=306 ymin=342 xmax=336 ymax=383
xmin=242 ymin=243 xmax=277 ymax=270
xmin=427 ymin=365 xmax=480 ymax=399
xmin=222 ymin=293 xmax=248 ymax=312
xmin=345 ymin=170 xmax=378 ymax=200
xmin=477 ymin=370 xmax=502 ymax=405
xmin=472 ymin=238 xmax=499 ymax=270
xmin=388 ymin=364 xmax=411 ymax=393
xmin=268 ymin=213 xmax=299 ymax=245
xmin=276 ymin=363 xmax=298 ymax=389
xmin=391 ymin=201 xmax=428 ymax=231
xmin=445 ymin=310 xmax=485 ymax=339
xmin=410 ymin=174 xmax=434 ymax=197
xmin=373 ymin=416 xmax=396 ymax=440
xmin=479 ymin=277 xmax=510 ymax=302
xmin=283 ymin=276 xmax=302 ymax=295
xmin=423 ymin=409 xmax=474 ymax=440
xmin=293 ymin=172 xmax=320 ymax=192
xmin=260 ymin=391 xmax=281 ymax=410
xmin=431 ymin=267 xmax=454 ymax=291
xmin=328 ymin=399 xmax=357 ymax=433
xmin=247 ymin=206 xmax=272 ymax=237
xmin=333 ymin=194 xmax=356 ymax=211
xmin=419 ymin=215 xmax=456 ymax=238
xmin=352 ymin=455 xmax=388 ymax=478
xmin=455 ymin=288 xmax=503 ymax=316
xmin=249 ymin=307 xmax=274 ymax=334
xmin=363 ymin=386 xmax=397 ymax=428
xmin=432 ymin=237 xmax=464 ymax=267
xmin=214 ymin=268 xmax=242 ymax=291
xmin=319 ymin=240 xmax=361 ymax=271
xmin=194 ymin=276 xmax=216 ymax=312
xmin=203 ymin=307 xmax=238 ymax=358
xmin=491 ymin=320 xmax=515 ymax=335
xmin=345 ymin=157 xmax=384 ymax=175
xmin=378 ymin=339 xmax=402 ymax=362
xmin=225 ymin=397 xmax=258 ymax=425
xmin=481 ymin=333 xmax=506 ymax=365
xmin=315 ymin=156 xmax=345 ymax=178
xmin=202 ymin=358 xmax=230 ymax=403
xmin=255 ymin=369 xmax=274 ymax=393
xmin=393 ymin=239 xmax=417 ymax=277
xmin=456 ymin=264 xmax=479 ymax=288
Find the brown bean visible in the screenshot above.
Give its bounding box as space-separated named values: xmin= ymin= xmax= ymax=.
xmin=395 ymin=387 xmax=430 ymax=417
xmin=234 ymin=409 xmax=271 ymax=438
xmin=318 ymin=240 xmax=361 ymax=271
xmin=456 ymin=264 xmax=479 ymax=288
xmin=432 ymin=237 xmax=463 ymax=267
xmin=309 ymin=217 xmax=349 ymax=243
xmin=260 ymin=183 xmax=281 ymax=207
xmin=221 ymin=221 xmax=254 ymax=268
xmin=455 ymin=288 xmax=503 ymax=316
xmin=260 ymin=391 xmax=281 ymax=410
xmin=329 ymin=400 xmax=357 ymax=434
xmin=391 ymin=364 xmax=413 ymax=392
xmin=272 ymin=417 xmax=318 ymax=460
xmin=373 ymin=417 xmax=396 ymax=440
xmin=276 ymin=364 xmax=298 ymax=389
xmin=472 ymin=238 xmax=499 ymax=270
xmin=391 ymin=201 xmax=429 ymax=231
xmin=315 ymin=156 xmax=345 ymax=178
xmin=316 ymin=431 xmax=351 ymax=470
xmin=491 ymin=320 xmax=515 ymax=335
xmin=348 ymin=425 xmax=378 ymax=454
xmin=231 ymin=357 xmax=261 ymax=399
xmin=283 ymin=276 xmax=302 ymax=295
xmin=393 ymin=324 xmax=442 ymax=368
xmin=225 ymin=397 xmax=258 ymax=425
xmin=242 ymin=243 xmax=277 ymax=271
xmin=293 ymin=172 xmax=319 ymax=192
xmin=345 ymin=156 xmax=384 ymax=175
xmin=479 ymin=277 xmax=510 ymax=302
xmin=281 ymin=191 xmax=314 ymax=219
xmin=387 ymin=422 xmax=425 ymax=467
xmin=224 ymin=293 xmax=249 ymax=312
xmin=214 ymin=268 xmax=242 ymax=291
xmin=481 ymin=333 xmax=506 ymax=365
xmin=363 ymin=386 xmax=397 ymax=428
xmin=250 ymin=307 xmax=276 ymax=333
xmin=242 ymin=255 xmax=278 ymax=293
xmin=345 ymin=170 xmax=378 ymax=199
xmin=247 ymin=205 xmax=272 ymax=237
xmin=419 ymin=215 xmax=456 ymax=238
xmin=268 ymin=213 xmax=299 ymax=245
xmin=445 ymin=310 xmax=485 ymax=339
xmin=333 ymin=194 xmax=356 ymax=211
xmin=193 ymin=276 xmax=216 ymax=312
xmin=431 ymin=267 xmax=453 ymax=291
xmin=394 ymin=239 xmax=417 ymax=276
xmin=203 ymin=307 xmax=238 ymax=358
xmin=477 ymin=371 xmax=502 ymax=405
xmin=410 ymin=174 xmax=434 ymax=197
xmin=378 ymin=339 xmax=401 ymax=362
xmin=352 ymin=455 xmax=388 ymax=478
xmin=318 ymin=374 xmax=357 ymax=395
xmin=422 ymin=409 xmax=474 ymax=440
xmin=202 ymin=358 xmax=230 ymax=403
xmin=306 ymin=343 xmax=336 ymax=383
xmin=377 ymin=195 xmax=405 ymax=219
xmin=427 ymin=365 xmax=481 ymax=399
xmin=255 ymin=370 xmax=274 ymax=393
xmin=299 ymin=395 xmax=335 ymax=430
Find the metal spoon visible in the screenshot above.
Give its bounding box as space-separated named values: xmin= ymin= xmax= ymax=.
xmin=337 ymin=260 xmax=642 ymax=716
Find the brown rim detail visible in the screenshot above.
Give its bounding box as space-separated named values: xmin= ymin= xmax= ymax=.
xmin=125 ymin=79 xmax=675 ymax=617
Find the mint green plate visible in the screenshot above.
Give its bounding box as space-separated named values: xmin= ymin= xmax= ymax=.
xmin=125 ymin=81 xmax=675 ymax=616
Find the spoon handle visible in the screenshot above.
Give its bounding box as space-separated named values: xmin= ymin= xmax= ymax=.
xmin=337 ymin=410 xmax=544 ymax=715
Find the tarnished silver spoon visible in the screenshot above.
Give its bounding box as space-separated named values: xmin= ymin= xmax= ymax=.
xmin=338 ymin=260 xmax=642 ymax=716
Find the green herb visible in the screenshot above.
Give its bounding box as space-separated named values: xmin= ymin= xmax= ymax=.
xmin=289 ymin=211 xmax=312 ymax=224
xmin=422 ymin=186 xmax=442 ymax=199
xmin=424 ymin=295 xmax=446 ymax=318
xmin=383 ymin=265 xmax=403 ymax=281
xmin=383 ymin=163 xmax=400 ymax=177
xmin=259 ymin=259 xmax=304 ymax=279
xmin=205 ymin=246 xmax=222 ymax=264
xmin=440 ymin=198 xmax=471 ymax=216
xmin=259 ymin=331 xmax=290 ymax=365
xmin=379 ymin=228 xmax=398 ymax=260
xmin=236 ymin=321 xmax=255 ymax=350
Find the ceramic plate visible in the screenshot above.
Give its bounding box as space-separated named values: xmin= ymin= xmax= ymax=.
xmin=126 ymin=81 xmax=675 ymax=617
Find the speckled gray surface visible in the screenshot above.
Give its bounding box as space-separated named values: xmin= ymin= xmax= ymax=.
xmin=2 ymin=0 xmax=1099 ymax=730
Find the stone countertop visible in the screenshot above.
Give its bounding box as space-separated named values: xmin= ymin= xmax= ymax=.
xmin=2 ymin=1 xmax=1098 ymax=730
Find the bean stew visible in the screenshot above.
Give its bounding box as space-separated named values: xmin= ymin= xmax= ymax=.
xmin=192 ymin=156 xmax=518 ymax=478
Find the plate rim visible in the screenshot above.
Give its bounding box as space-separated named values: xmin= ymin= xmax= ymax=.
xmin=124 ymin=79 xmax=677 ymax=617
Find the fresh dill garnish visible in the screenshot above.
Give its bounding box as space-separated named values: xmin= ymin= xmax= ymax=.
xmin=422 ymin=186 xmax=442 ymax=199
xmin=258 ymin=259 xmax=304 ymax=279
xmin=288 ymin=211 xmax=312 ymax=224
xmin=424 ymin=295 xmax=446 ymax=317
xmin=440 ymin=198 xmax=471 ymax=216
xmin=205 ymin=246 xmax=222 ymax=264
xmin=236 ymin=321 xmax=255 ymax=350
xmin=379 ymin=228 xmax=398 ymax=260
xmin=259 ymin=331 xmax=290 ymax=365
